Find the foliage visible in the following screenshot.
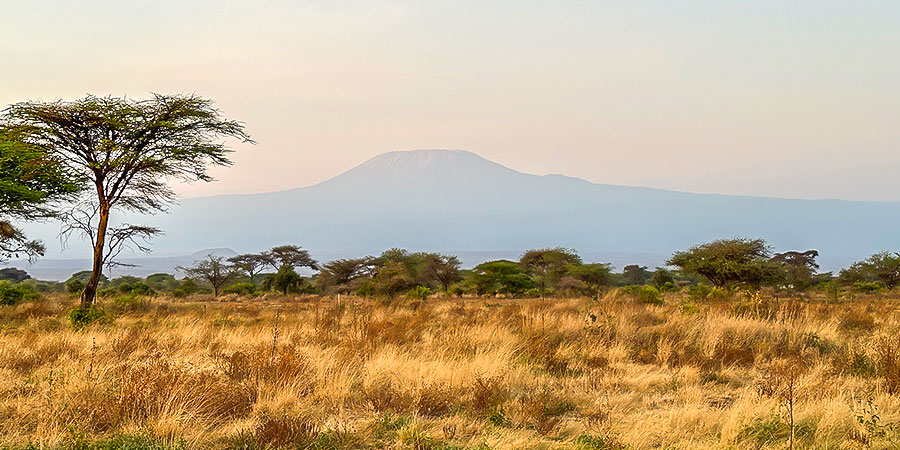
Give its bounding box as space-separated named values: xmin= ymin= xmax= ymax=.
xmin=0 ymin=130 xmax=80 ymax=261
xmin=223 ymin=282 xmax=257 ymax=296
xmin=620 ymin=285 xmax=663 ymax=305
xmin=316 ymin=257 xmax=377 ymax=294
xmin=179 ymin=255 xmax=239 ymax=297
xmin=667 ymin=238 xmax=780 ymax=288
xmin=66 ymin=278 xmax=86 ymax=295
xmin=770 ymin=250 xmax=820 ymax=291
xmin=854 ymin=281 xmax=884 ymax=293
xmin=227 ymin=253 xmax=270 ymax=281
xmin=622 ymin=265 xmax=650 ymax=285
xmin=406 ymin=285 xmax=433 ymax=301
xmin=651 ymin=267 xmax=675 ymax=288
xmin=172 ymin=279 xmax=199 ymax=298
xmin=119 ymin=281 xmax=155 ymax=296
xmin=68 ymin=306 xmax=108 ymax=330
xmin=519 ymin=247 xmax=582 ymax=292
xmin=0 ymin=267 xmax=30 ymax=282
xmin=469 ymin=260 xmax=534 ymax=296
xmin=266 ymin=265 xmax=305 ymax=295
xmin=842 ymin=252 xmax=900 ymax=291
xmin=261 ymin=245 xmax=318 ymax=271
xmin=1 ymin=94 xmax=250 ymax=308
xmin=0 ymin=280 xmax=38 ymax=306
xmin=144 ymin=273 xmax=179 ymax=292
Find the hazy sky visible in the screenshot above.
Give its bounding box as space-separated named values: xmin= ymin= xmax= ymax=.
xmin=2 ymin=1 xmax=899 ymax=201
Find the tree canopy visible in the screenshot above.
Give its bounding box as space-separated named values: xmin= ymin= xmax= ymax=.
xmin=0 ymin=131 xmax=80 ymax=260
xmin=0 ymin=94 xmax=251 ymax=307
xmin=841 ymin=251 xmax=900 ymax=291
xmin=666 ymin=238 xmax=779 ymax=288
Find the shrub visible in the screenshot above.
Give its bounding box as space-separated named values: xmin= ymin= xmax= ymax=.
xmin=406 ymin=285 xmax=433 ymax=301
xmin=223 ymin=282 xmax=256 ymax=296
xmin=97 ymin=287 xmax=118 ymax=298
xmin=120 ymin=281 xmax=155 ymax=296
xmin=0 ymin=281 xmax=38 ymax=306
xmin=853 ymin=281 xmax=884 ymax=293
xmin=172 ymin=279 xmax=198 ymax=298
xmin=687 ymin=284 xmax=712 ymax=301
xmin=63 ymin=432 xmax=186 ymax=450
xmin=575 ymin=434 xmax=623 ymax=450
xmin=69 ymin=306 xmax=108 ymax=330
xmin=621 ymin=285 xmax=662 ymax=305
xmin=66 ymin=278 xmax=86 ymax=295
xmin=114 ymin=294 xmax=149 ymax=312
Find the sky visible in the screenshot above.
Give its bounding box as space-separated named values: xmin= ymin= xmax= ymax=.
xmin=2 ymin=0 xmax=899 ymax=201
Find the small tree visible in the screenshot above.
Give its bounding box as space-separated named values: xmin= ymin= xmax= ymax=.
xmin=422 ymin=253 xmax=462 ymax=291
xmin=262 ymin=245 xmax=319 ymax=272
xmin=566 ymin=262 xmax=612 ymax=296
xmin=268 ymin=265 xmax=304 ymax=295
xmin=470 ymin=260 xmax=534 ymax=296
xmin=228 ymin=253 xmax=269 ymax=282
xmin=842 ymin=252 xmax=900 ymax=291
xmin=1 ymin=94 xmax=251 ymax=308
xmin=0 ymin=267 xmax=30 ymax=283
xmin=770 ymin=250 xmax=820 ymax=291
xmin=316 ymin=257 xmax=377 ymax=294
xmin=666 ymin=238 xmax=779 ymax=288
xmin=179 ymin=255 xmax=239 ymax=297
xmin=520 ymin=248 xmax=582 ymax=295
xmin=622 ymin=265 xmax=650 ymax=285
xmin=651 ymin=267 xmax=675 ymax=288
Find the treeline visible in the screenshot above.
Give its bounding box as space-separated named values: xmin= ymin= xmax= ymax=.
xmin=3 ymin=238 xmax=900 ymax=304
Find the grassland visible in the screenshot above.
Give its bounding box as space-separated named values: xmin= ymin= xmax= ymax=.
xmin=1 ymin=290 xmax=900 ymax=449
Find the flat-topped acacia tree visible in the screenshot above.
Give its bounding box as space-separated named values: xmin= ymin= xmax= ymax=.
xmin=0 ymin=94 xmax=251 ymax=308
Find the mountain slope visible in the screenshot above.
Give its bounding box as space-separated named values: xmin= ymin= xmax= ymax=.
xmin=16 ymin=149 xmax=900 ymax=275
xmin=143 ymin=149 xmax=899 ymax=270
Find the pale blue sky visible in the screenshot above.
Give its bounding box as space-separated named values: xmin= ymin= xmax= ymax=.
xmin=2 ymin=1 xmax=899 ymax=200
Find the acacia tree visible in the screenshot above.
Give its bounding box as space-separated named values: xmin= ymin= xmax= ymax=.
xmin=0 ymin=95 xmax=251 ymax=308
xmin=0 ymin=131 xmax=79 ymax=260
xmin=842 ymin=251 xmax=900 ymax=291
xmin=422 ymin=253 xmax=461 ymax=291
xmin=667 ymin=238 xmax=779 ymax=288
xmin=262 ymin=245 xmax=319 ymax=271
xmin=228 ymin=253 xmax=269 ymax=282
xmin=179 ymin=254 xmax=238 ymax=297
xmin=520 ymin=247 xmax=582 ymax=295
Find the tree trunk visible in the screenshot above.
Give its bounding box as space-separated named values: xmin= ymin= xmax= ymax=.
xmin=81 ymin=201 xmax=109 ymax=309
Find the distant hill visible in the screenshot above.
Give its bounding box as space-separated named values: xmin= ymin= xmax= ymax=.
xmin=12 ymin=149 xmax=900 ymax=278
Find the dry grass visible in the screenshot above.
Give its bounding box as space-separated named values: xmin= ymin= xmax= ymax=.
xmin=2 ymin=290 xmax=900 ymax=449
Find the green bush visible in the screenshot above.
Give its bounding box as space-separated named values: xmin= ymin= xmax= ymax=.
xmin=172 ymin=279 xmax=198 ymax=298
xmin=853 ymin=281 xmax=884 ymax=293
xmin=223 ymin=282 xmax=256 ymax=296
xmin=574 ymin=434 xmax=619 ymax=450
xmin=406 ymin=285 xmax=433 ymax=301
xmin=118 ymin=281 xmax=155 ymax=296
xmin=65 ymin=278 xmax=85 ymax=295
xmin=0 ymin=281 xmax=38 ymax=306
xmin=68 ymin=306 xmax=108 ymax=330
xmin=687 ymin=284 xmax=712 ymax=301
xmin=113 ymin=294 xmax=149 ymax=312
xmin=621 ymin=285 xmax=663 ymax=305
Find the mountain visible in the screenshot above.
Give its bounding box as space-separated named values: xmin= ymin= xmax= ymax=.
xmin=12 ymin=149 xmax=900 ymax=278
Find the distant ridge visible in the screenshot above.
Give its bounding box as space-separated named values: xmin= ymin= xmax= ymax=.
xmin=14 ymin=149 xmax=900 ymax=277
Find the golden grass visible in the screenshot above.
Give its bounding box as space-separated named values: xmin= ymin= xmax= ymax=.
xmin=1 ymin=290 xmax=900 ymax=449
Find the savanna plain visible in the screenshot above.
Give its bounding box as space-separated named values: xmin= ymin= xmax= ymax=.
xmin=2 ymin=289 xmax=900 ymax=450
